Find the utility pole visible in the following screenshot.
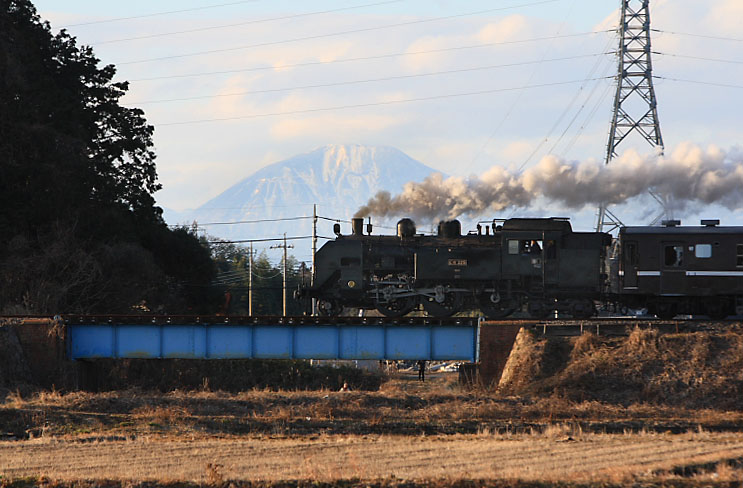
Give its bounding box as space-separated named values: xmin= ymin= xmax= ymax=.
xmin=248 ymin=242 xmax=253 ymax=316
xmin=311 ymin=204 xmax=318 ymax=316
xmin=271 ymin=234 xmax=294 ymax=316
xmin=596 ymin=0 xmax=664 ymax=233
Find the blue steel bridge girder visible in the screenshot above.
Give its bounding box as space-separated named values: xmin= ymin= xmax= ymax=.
xmin=66 ymin=316 xmax=479 ymax=362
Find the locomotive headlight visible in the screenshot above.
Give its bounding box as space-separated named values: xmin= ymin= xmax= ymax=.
xmin=347 ymin=280 xmax=356 ymax=288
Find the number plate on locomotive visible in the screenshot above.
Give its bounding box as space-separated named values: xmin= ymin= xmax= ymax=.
xmin=448 ymin=259 xmax=468 ymax=266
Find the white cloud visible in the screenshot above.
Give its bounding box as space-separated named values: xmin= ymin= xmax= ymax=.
xmin=477 ymin=15 xmax=533 ymax=44
xmin=31 ymin=1 xmax=743 ymax=223
xmin=270 ymin=113 xmax=405 ymax=140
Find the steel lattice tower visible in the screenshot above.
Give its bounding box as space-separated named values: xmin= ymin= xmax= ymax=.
xmin=596 ymin=0 xmax=664 ymax=232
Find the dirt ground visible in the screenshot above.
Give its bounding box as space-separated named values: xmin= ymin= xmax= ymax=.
xmin=3 ymin=326 xmax=743 ymax=486
xmin=3 ymin=431 xmax=743 ymax=482
xmin=2 ymin=373 xmax=743 ymax=485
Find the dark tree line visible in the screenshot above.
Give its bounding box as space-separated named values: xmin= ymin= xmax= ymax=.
xmin=0 ymin=1 xmax=216 ymax=314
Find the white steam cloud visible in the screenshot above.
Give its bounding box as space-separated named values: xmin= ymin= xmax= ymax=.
xmin=356 ymin=143 xmax=743 ymax=220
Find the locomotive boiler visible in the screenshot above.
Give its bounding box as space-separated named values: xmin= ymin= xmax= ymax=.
xmin=297 ymin=216 xmax=743 ymax=319
xmin=300 ymin=216 xmax=612 ymax=318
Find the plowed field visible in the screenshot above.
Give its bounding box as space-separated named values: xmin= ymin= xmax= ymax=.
xmin=3 ymin=433 xmax=743 ymax=482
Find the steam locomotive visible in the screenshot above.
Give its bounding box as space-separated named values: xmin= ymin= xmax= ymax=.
xmin=296 ymin=217 xmax=743 ymax=320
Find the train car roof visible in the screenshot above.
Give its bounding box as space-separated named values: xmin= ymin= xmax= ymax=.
xmin=622 ymin=225 xmax=743 ymax=235
xmin=502 ymin=218 xmax=573 ymax=232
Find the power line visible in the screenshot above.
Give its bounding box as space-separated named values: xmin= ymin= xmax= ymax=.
xmin=654 ymin=76 xmax=743 ymax=89
xmin=156 ymin=76 xmax=612 ymax=126
xmin=463 ymin=0 xmax=583 ymax=174
xmin=95 ymin=1 xmax=402 ymax=45
xmin=128 ymin=53 xmax=607 ymax=105
xmin=62 ymin=0 xmax=263 ymax=28
xmin=557 ymin=68 xmax=614 ymax=157
xmin=197 ymin=216 xmax=313 ymax=226
xmin=129 ymin=31 xmax=609 ymax=82
xmin=517 ymin=45 xmax=614 ymax=171
xmin=209 ymin=235 xmax=334 ymax=244
xmin=118 ymin=0 xmax=560 ymax=65
xmin=546 ymin=36 xmax=615 ymax=157
xmin=655 ymin=51 xmax=743 ymax=65
xmin=652 ymin=28 xmax=743 ymax=43
xmin=547 ymin=58 xmax=614 ymax=156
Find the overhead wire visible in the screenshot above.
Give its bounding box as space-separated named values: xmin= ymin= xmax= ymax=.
xmin=209 ymin=236 xmax=334 ymax=244
xmin=62 ymin=0 xmax=263 ymax=27
xmin=558 ymin=78 xmax=613 ymax=157
xmin=117 ymin=0 xmax=560 ymax=65
xmin=463 ymin=0 xmax=585 ymax=174
xmin=95 ymin=0 xmax=403 ymax=45
xmin=128 ymin=53 xmax=608 ymax=105
xmin=546 ymin=38 xmax=617 ymax=156
xmin=196 ymin=216 xmax=313 ymax=226
xmin=156 ymin=76 xmax=613 ymax=126
xmin=652 ymin=28 xmax=743 ymax=43
xmin=516 ymin=11 xmax=614 ymax=171
xmin=654 ymin=51 xmax=743 ymax=65
xmin=128 ymin=30 xmax=611 ymax=82
xmin=653 ymin=76 xmax=743 ymax=90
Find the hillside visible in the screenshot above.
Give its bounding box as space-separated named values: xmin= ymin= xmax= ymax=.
xmin=164 ymin=144 xmax=441 ymax=250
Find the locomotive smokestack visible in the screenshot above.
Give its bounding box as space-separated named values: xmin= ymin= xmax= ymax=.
xmin=352 ymin=217 xmax=364 ymax=236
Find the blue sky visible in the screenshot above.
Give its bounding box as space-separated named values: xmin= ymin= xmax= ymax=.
xmin=32 ymin=0 xmax=743 ymax=231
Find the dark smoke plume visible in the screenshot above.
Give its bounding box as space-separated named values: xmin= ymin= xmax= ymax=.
xmin=355 ymin=144 xmax=743 ymax=220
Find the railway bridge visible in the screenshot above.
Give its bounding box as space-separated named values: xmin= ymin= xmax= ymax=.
xmin=66 ymin=315 xmax=480 ymax=362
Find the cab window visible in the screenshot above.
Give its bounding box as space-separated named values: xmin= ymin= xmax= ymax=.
xmin=664 ymin=245 xmax=683 ymax=267
xmin=508 ymin=239 xmax=542 ymax=255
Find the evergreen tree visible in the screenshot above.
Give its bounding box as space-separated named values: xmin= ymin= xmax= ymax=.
xmin=0 ymin=1 xmax=216 ymax=313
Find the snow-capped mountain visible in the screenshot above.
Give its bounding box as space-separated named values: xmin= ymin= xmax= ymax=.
xmin=165 ymin=144 xmax=440 ymax=260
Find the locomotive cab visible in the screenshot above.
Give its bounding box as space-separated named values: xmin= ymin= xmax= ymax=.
xmin=499 ymin=218 xmax=610 ymax=318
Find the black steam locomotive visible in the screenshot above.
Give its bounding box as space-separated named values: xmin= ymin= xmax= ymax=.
xmin=297 ymin=217 xmax=743 ymax=319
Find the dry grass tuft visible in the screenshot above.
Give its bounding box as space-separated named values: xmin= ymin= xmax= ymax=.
xmin=625 ymin=326 xmax=659 ymax=354
xmin=204 ymin=462 xmax=224 ymax=485
xmin=570 ymin=332 xmax=600 ymax=359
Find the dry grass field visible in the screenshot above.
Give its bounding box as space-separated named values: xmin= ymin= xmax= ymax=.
xmin=3 ymin=327 xmax=743 ymax=487
xmin=2 ymin=431 xmax=743 ymax=483
xmin=2 ymin=374 xmax=743 ymax=486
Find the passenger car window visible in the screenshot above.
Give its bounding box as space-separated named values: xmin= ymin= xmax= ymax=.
xmin=695 ymin=244 xmax=712 ymax=258
xmin=737 ymin=245 xmax=743 ymax=267
xmin=664 ymin=245 xmax=684 ymax=267
xmin=625 ymin=242 xmax=638 ymax=265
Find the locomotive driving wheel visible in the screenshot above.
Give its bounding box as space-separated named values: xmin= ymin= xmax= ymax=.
xmin=422 ymin=285 xmax=463 ymax=317
xmin=316 ymin=299 xmax=341 ymax=316
xmin=373 ymin=276 xmax=417 ymax=317
xmin=478 ymin=292 xmax=515 ymax=319
xmin=375 ymin=296 xmax=417 ymax=317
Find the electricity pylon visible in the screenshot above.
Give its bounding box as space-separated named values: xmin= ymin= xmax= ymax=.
xmin=596 ymin=0 xmax=664 ymax=233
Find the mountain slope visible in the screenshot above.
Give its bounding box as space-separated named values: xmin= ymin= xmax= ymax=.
xmin=165 ymin=144 xmax=440 ymax=257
